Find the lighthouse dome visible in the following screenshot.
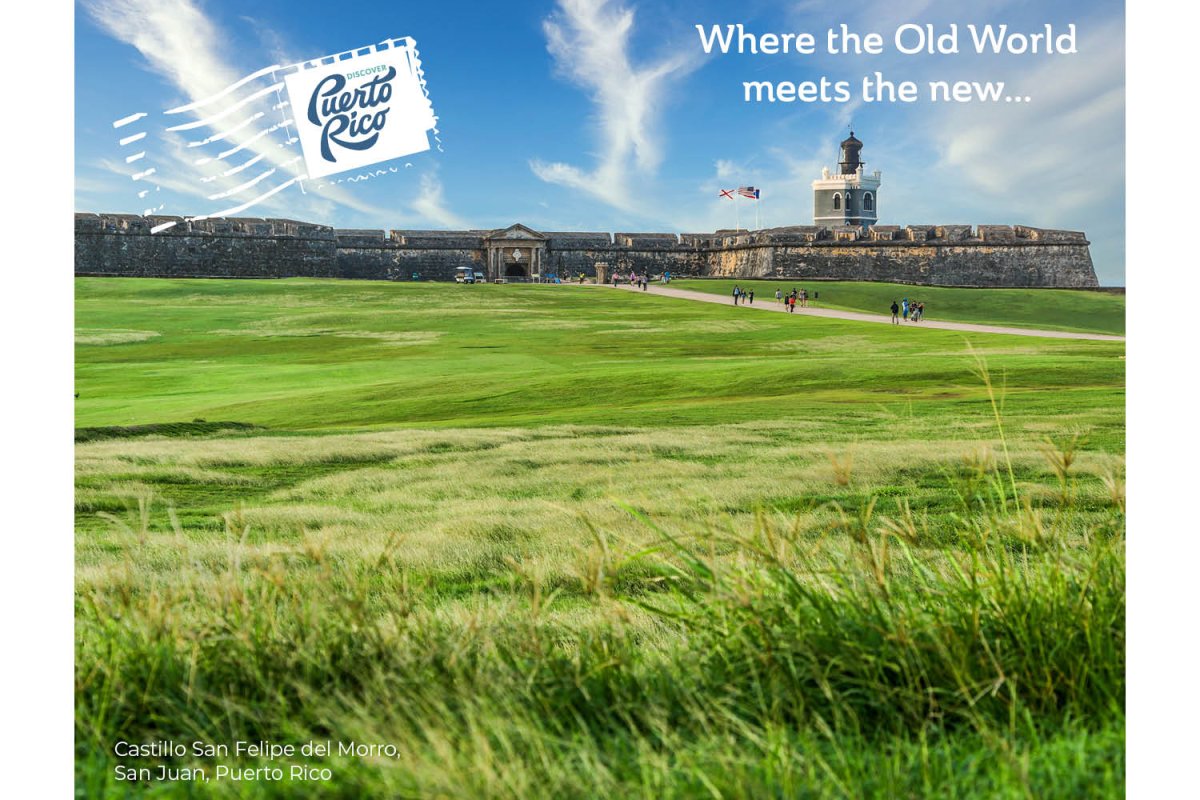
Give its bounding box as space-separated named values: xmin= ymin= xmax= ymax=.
xmin=839 ymin=132 xmax=864 ymax=174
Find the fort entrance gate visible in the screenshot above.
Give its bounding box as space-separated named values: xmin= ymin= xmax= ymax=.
xmin=484 ymin=224 xmax=547 ymax=281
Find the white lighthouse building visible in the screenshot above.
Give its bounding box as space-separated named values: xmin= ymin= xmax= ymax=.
xmin=812 ymin=131 xmax=881 ymax=228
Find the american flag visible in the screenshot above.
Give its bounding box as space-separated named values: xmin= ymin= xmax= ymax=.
xmin=738 ymin=186 xmax=760 ymax=199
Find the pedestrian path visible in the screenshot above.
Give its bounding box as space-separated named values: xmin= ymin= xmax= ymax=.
xmin=606 ymin=283 xmax=1124 ymax=342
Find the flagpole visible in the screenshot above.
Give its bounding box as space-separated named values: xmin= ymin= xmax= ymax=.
xmin=755 ymin=196 xmax=760 ymax=231
xmin=735 ymin=192 xmax=740 ymax=232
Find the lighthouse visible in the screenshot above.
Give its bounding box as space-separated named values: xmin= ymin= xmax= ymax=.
xmin=812 ymin=131 xmax=881 ymax=228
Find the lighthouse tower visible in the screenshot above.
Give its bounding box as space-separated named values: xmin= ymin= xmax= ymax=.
xmin=812 ymin=131 xmax=881 ymax=228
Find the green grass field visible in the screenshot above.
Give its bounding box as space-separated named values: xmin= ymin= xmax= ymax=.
xmin=669 ymin=279 xmax=1126 ymax=336
xmin=75 ymin=278 xmax=1125 ymax=797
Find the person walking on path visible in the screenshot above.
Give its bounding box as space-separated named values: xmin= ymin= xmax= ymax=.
xmin=748 ymin=289 xmax=755 ymax=305
xmin=787 ymin=294 xmax=796 ymax=313
xmin=775 ymin=288 xmax=783 ymax=304
xmin=917 ymin=301 xmax=925 ymax=321
xmin=891 ymin=300 xmax=900 ymax=324
xmin=733 ymin=285 xmax=741 ymax=305
xmin=641 ymin=276 xmax=648 ymax=291
xmin=902 ymin=298 xmax=910 ymax=321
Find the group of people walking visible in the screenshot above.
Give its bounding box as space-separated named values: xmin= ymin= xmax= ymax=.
xmin=606 ymin=278 xmax=932 ymax=327
xmin=731 ymin=286 xmax=755 ymax=305
xmin=732 ymin=285 xmax=816 ymax=312
xmin=890 ymin=298 xmax=926 ymax=324
xmin=764 ymin=287 xmax=810 ymax=312
xmin=779 ymin=287 xmax=810 ymax=312
xmin=615 ymin=271 xmax=650 ymax=291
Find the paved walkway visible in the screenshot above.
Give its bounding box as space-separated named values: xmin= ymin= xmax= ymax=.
xmin=605 ymin=283 xmax=1125 ymax=342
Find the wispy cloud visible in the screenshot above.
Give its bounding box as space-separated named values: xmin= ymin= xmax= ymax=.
xmin=411 ymin=170 xmax=470 ymax=229
xmin=530 ymin=0 xmax=699 ymax=211
xmin=81 ymin=0 xmax=240 ymax=108
xmin=931 ymin=21 xmax=1125 ymax=216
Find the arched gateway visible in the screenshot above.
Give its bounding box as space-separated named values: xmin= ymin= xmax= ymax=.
xmin=484 ymin=224 xmax=548 ymax=282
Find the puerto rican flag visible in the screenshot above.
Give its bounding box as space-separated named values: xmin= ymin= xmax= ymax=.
xmin=738 ymin=186 xmax=760 ymax=199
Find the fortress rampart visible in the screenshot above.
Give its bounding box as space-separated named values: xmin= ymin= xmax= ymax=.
xmin=74 ymin=213 xmax=1099 ymax=288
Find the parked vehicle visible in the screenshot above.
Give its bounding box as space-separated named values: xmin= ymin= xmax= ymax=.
xmin=455 ymin=267 xmax=477 ymax=284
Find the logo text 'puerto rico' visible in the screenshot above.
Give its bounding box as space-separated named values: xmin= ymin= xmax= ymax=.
xmin=307 ymin=66 xmax=397 ymax=163
xmin=284 ymin=40 xmax=436 ymax=180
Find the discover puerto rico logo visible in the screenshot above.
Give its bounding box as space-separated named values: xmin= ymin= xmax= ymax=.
xmin=285 ymin=41 xmax=435 ymax=179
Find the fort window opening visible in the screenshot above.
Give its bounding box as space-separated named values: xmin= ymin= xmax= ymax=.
xmin=832 ymin=193 xmax=841 ymax=210
xmin=864 ymin=193 xmax=874 ymax=211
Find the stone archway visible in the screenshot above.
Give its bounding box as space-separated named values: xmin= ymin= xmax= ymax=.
xmin=483 ymin=224 xmax=548 ymax=281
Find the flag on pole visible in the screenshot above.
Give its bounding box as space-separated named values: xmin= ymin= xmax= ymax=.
xmin=737 ymin=186 xmax=760 ymax=199
xmin=719 ymin=188 xmax=735 ymax=199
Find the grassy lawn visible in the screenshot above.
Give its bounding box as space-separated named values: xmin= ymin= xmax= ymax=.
xmin=669 ymin=279 xmax=1126 ymax=336
xmin=75 ymin=278 xmax=1125 ymax=797
xmin=76 ymin=278 xmax=1125 ymax=432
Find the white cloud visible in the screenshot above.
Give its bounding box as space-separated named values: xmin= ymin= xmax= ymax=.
xmin=530 ymin=0 xmax=699 ymax=211
xmin=713 ymin=160 xmax=738 ymax=181
xmin=932 ymin=24 xmax=1125 ymax=215
xmin=411 ymin=171 xmax=470 ymax=229
xmin=81 ymin=0 xmax=240 ymax=108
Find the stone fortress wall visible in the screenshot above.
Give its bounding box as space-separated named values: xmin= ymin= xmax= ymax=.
xmin=74 ymin=213 xmax=1100 ymax=288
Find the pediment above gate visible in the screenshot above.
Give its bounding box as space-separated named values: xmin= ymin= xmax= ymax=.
xmin=484 ymin=224 xmax=547 ymax=243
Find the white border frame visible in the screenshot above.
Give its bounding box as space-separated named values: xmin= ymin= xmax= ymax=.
xmin=5 ymin=1 xmax=1195 ymax=795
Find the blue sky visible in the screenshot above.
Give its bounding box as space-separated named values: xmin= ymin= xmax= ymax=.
xmin=75 ymin=0 xmax=1125 ymax=283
